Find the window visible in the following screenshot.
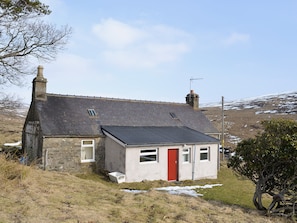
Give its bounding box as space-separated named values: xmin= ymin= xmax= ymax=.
xmin=87 ymin=109 xmax=97 ymax=116
xmin=81 ymin=140 xmax=95 ymax=162
xmin=200 ymin=147 xmax=209 ymax=161
xmin=169 ymin=112 xmax=178 ymax=119
xmin=182 ymin=148 xmax=191 ymax=163
xmin=140 ymin=149 xmax=158 ymax=163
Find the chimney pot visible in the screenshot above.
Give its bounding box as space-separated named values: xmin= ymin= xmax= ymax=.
xmin=37 ymin=65 xmax=44 ymax=78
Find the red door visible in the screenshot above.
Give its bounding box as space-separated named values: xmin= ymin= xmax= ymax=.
xmin=168 ymin=149 xmax=178 ymax=181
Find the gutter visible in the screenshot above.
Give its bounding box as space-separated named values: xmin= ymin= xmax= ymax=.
xmin=124 ymin=142 xmax=217 ymax=148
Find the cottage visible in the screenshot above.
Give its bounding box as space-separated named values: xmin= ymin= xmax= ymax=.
xmin=22 ymin=66 xmax=220 ymax=182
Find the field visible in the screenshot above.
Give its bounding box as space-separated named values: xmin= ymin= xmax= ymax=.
xmin=1 ymin=94 xmax=297 ymax=222
xmin=0 ymin=157 xmax=287 ymax=223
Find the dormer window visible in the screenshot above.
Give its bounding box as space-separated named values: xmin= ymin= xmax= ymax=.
xmin=87 ymin=109 xmax=97 ymax=116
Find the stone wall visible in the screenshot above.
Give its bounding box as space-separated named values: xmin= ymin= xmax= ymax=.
xmin=42 ymin=137 xmax=105 ymax=173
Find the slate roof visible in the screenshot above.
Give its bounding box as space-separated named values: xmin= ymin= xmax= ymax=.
xmin=102 ymin=126 xmax=219 ymax=147
xmin=33 ymin=93 xmax=219 ymax=137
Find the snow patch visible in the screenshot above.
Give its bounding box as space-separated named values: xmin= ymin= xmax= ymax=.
xmin=121 ymin=189 xmax=147 ymax=194
xmin=155 ymin=184 xmax=223 ymax=197
xmin=4 ymin=141 xmax=22 ymax=147
xmin=122 ymin=184 xmax=223 ymax=197
xmin=202 ymin=91 xmax=297 ymax=115
xmin=227 ymin=134 xmax=241 ymax=144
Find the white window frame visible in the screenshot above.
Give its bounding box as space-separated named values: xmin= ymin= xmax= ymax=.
xmin=139 ymin=148 xmax=158 ymax=163
xmin=81 ymin=139 xmax=95 ymax=163
xmin=200 ymin=147 xmax=210 ymax=161
xmin=182 ymin=147 xmax=191 ymax=163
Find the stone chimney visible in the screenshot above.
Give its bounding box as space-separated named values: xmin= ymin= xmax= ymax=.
xmin=186 ymin=90 xmax=199 ymax=110
xmin=32 ymin=65 xmax=47 ymax=101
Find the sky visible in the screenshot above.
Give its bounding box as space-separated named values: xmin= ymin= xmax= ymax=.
xmin=6 ymin=0 xmax=297 ymax=105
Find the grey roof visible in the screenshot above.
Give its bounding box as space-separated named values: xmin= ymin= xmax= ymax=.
xmin=33 ymin=94 xmax=218 ymax=136
xmin=102 ymin=126 xmax=219 ymax=146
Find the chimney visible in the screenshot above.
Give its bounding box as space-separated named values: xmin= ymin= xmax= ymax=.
xmin=186 ymin=90 xmax=199 ymax=110
xmin=32 ymin=65 xmax=47 ymax=101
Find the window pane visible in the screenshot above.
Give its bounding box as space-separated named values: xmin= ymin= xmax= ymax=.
xmin=83 ymin=140 xmax=93 ymax=145
xmin=141 ymin=149 xmax=156 ymax=153
xmin=140 ymin=154 xmax=157 ymax=162
xmin=200 ymin=153 xmax=208 ymax=160
xmin=81 ymin=148 xmax=86 ymax=160
xmin=87 ymin=109 xmax=97 ymax=116
xmin=85 ymin=147 xmax=93 ymax=159
xmin=183 ymin=148 xmax=190 ymax=162
xmin=140 ymin=149 xmax=158 ymax=162
xmin=183 ymin=154 xmax=189 ymax=162
xmin=200 ymin=148 xmax=209 ymax=161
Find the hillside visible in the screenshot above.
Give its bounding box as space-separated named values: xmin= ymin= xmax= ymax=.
xmin=0 ymin=107 xmax=26 ymax=146
xmin=0 ymin=157 xmax=286 ymax=223
xmin=203 ymin=92 xmax=297 ymax=150
xmin=1 ymin=92 xmax=297 ymax=222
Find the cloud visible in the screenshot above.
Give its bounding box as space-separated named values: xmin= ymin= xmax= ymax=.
xmin=102 ymin=42 xmax=189 ymax=69
xmin=92 ymin=18 xmax=146 ymax=49
xmin=223 ymin=32 xmax=250 ymax=46
xmin=145 ymin=42 xmax=189 ymax=63
xmin=92 ymin=18 xmax=191 ymax=68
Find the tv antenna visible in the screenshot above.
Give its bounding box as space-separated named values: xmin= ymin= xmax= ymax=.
xmin=190 ymin=77 xmax=203 ymax=91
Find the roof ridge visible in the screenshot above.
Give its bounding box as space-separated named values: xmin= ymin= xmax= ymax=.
xmin=45 ymin=93 xmax=187 ymax=105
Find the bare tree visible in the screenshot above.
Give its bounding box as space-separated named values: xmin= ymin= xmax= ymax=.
xmin=0 ymin=0 xmax=72 ymax=86
xmin=0 ymin=93 xmax=22 ymax=111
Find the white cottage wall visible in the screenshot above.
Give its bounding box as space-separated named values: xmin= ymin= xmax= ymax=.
xmin=178 ymin=144 xmax=218 ymax=181
xmin=105 ymin=137 xmax=126 ymax=173
xmin=125 ymin=144 xmax=218 ymax=182
xmin=105 ymin=134 xmax=218 ymax=182
xmin=125 ymin=146 xmax=168 ymax=182
xmin=194 ymin=144 xmax=218 ymax=179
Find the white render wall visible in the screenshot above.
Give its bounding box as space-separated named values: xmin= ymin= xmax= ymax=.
xmin=105 ymin=135 xmax=218 ymax=182
xmin=125 ymin=146 xmax=168 ymax=182
xmin=179 ymin=144 xmax=218 ymax=181
xmin=105 ymin=137 xmax=126 ymax=174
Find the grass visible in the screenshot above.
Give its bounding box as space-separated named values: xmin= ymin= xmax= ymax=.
xmin=123 ymin=162 xmax=273 ymax=210
xmin=77 ymin=161 xmax=271 ymax=211
xmin=0 ymin=155 xmax=29 ymax=186
xmin=76 ymin=162 xmax=272 ymax=211
xmin=196 ymin=164 xmax=258 ymax=209
xmin=0 ymin=156 xmax=288 ymax=222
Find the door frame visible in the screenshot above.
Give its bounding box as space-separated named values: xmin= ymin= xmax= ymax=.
xmin=168 ymin=148 xmax=179 ymax=181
